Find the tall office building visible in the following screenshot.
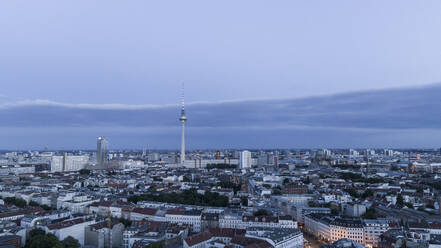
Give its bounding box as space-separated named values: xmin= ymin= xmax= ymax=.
xmin=239 ymin=150 xmax=252 ymax=169
xmin=97 ymin=137 xmax=108 ymax=168
xmin=179 ymin=84 xmax=187 ymax=164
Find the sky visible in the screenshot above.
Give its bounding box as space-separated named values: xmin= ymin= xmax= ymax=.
xmin=0 ymin=0 xmax=441 ymax=149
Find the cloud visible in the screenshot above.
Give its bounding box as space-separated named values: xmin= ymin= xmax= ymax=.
xmin=1 ymin=84 xmax=441 ymax=149
xmin=1 ymin=83 xmax=441 ymax=130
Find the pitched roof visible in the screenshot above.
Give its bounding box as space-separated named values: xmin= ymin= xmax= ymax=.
xmin=184 ymin=232 xmax=213 ymax=247
xmin=47 ymin=218 xmax=85 ymax=230
xmin=208 ymin=228 xmax=246 ymax=238
xmin=132 ymin=207 xmax=157 ymax=216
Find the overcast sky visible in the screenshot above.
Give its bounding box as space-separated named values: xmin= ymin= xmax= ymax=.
xmin=1 ymin=1 xmax=441 ymax=149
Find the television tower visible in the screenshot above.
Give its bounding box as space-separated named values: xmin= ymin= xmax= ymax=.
xmin=179 ymin=83 xmax=187 ymax=164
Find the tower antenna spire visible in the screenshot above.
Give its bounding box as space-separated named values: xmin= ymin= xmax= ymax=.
xmin=181 ymin=82 xmax=185 ymax=114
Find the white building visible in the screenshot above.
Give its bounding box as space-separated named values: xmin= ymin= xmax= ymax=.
xmin=246 ymin=227 xmax=303 ymax=248
xmin=304 ymin=213 xmax=390 ymax=247
xmin=165 ymin=208 xmax=202 ymax=232
xmin=364 ymin=219 xmax=389 ymax=247
xmin=44 ymin=217 xmax=96 ymax=246
xmin=304 ymin=214 xmax=332 ymax=241
xmin=239 ymin=151 xmax=252 ymax=169
xmin=296 ymin=207 xmax=331 ymax=223
xmin=344 ymin=204 xmax=367 ymax=217
xmin=58 ymin=195 xmax=99 ymax=213
xmin=21 ymin=211 xmax=70 ymax=228
xmin=0 ymin=166 xmax=35 ymax=175
xmin=219 ymin=214 xmax=297 ymax=230
xmin=330 ymin=218 xmax=364 ymax=244
xmin=51 ymin=155 xmax=89 ymax=172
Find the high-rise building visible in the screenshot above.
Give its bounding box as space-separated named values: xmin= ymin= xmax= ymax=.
xmin=349 ymin=149 xmax=359 ymax=157
xmin=239 ymin=150 xmax=252 ymax=169
xmin=384 ymin=149 xmax=394 ymax=157
xmin=97 ymin=137 xmax=108 ymax=168
xmin=179 ymin=84 xmax=187 ymax=164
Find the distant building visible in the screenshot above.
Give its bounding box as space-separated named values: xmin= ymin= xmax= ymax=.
xmin=304 ymin=214 xmax=390 ymax=247
xmin=165 ymin=208 xmax=202 ymax=232
xmin=364 ymin=219 xmax=389 ymax=247
xmin=0 ymin=235 xmax=22 ymax=248
xmin=97 ymin=137 xmax=108 ymax=168
xmin=182 ymin=159 xmax=239 ymax=169
xmin=85 ymin=221 xmax=124 ymax=248
xmin=51 ymin=154 xmax=89 ymax=172
xmin=240 ymin=151 xmax=252 ymax=169
xmin=246 ymin=227 xmax=303 ymax=248
xmin=383 ymin=149 xmax=394 ymax=157
xmin=349 ymin=149 xmax=360 ymax=157
xmin=45 ymin=217 xmax=96 ymax=246
xmin=379 ymin=229 xmax=431 ymax=248
xmin=201 ymin=213 xmax=220 ymax=231
xmin=344 ymin=204 xmax=366 ymax=217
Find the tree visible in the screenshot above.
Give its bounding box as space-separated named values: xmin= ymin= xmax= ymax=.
xmin=26 ymin=233 xmax=63 ymax=248
xmin=303 ymin=177 xmax=310 ymax=184
xmin=240 ymin=196 xmax=248 ymax=207
xmin=118 ymin=217 xmax=132 ymax=228
xmin=79 ymin=169 xmax=90 ymax=175
xmin=362 ymin=189 xmax=374 ymax=199
xmin=253 ymin=209 xmax=269 ymax=216
xmin=128 ymin=189 xmax=228 ymax=207
xmin=283 ymin=178 xmax=290 ymax=185
xmin=62 ymin=236 xmax=80 ymax=248
xmin=29 ymin=228 xmax=45 ymax=239
xmin=344 ymin=188 xmax=359 ymax=198
xmin=4 ymin=197 xmax=27 ymax=208
xmin=362 ymin=208 xmax=377 ymax=219
xmin=273 ymin=188 xmax=282 ymax=195
xmin=146 ymin=241 xmax=165 ymax=248
xmin=404 ymin=202 xmax=414 ymax=209
xmin=396 ymin=194 xmax=404 ymax=206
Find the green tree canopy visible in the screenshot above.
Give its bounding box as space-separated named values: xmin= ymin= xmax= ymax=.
xmin=62 ymin=236 xmax=80 ymax=248
xmin=26 ymin=233 xmax=63 ymax=248
xmin=253 ymin=209 xmax=269 ymax=216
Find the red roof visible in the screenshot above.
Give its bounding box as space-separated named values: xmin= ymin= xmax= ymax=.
xmin=47 ymin=218 xmax=85 ymax=230
xmin=132 ymin=207 xmax=158 ymax=216
xmin=184 ymin=232 xmax=213 ymax=247
xmin=89 ymin=220 xmax=120 ymax=230
xmin=166 ymin=207 xmax=186 ymax=215
xmin=208 ymin=228 xmax=246 ymax=238
xmin=231 ymin=236 xmax=271 ymax=248
xmin=91 ymin=201 xmax=113 ymax=207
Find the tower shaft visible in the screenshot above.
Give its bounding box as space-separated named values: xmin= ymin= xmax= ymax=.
xmin=180 ymin=122 xmax=185 ymax=164
xmin=179 ymin=83 xmax=187 ymax=164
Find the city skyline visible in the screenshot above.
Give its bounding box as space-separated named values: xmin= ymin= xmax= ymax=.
xmin=1 ymin=2 xmax=441 ymax=248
